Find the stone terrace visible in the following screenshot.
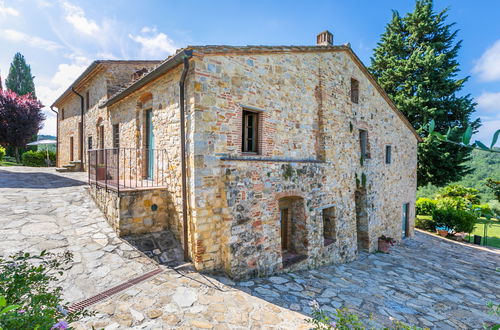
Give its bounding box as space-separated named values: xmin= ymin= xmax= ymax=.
xmin=0 ymin=167 xmax=499 ymax=329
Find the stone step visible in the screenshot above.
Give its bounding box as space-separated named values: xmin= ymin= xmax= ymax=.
xmin=69 ymin=160 xmax=82 ymax=165
xmin=62 ymin=164 xmax=76 ymax=168
xmin=55 ymin=167 xmax=70 ymax=172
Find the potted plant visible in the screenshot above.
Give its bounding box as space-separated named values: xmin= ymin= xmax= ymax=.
xmin=378 ymin=235 xmax=396 ymax=253
xmin=435 ymin=226 xmax=449 ymax=237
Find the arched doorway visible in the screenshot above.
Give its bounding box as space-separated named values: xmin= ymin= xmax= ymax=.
xmin=278 ymin=196 xmax=308 ymax=267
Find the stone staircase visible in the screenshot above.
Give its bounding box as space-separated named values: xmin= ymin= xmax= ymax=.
xmin=56 ymin=160 xmax=83 ymax=172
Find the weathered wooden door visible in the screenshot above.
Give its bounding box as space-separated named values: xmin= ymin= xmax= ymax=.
xmin=280 ymin=208 xmax=289 ymax=251
xmin=402 ymin=203 xmax=410 ymax=238
xmin=70 ymin=137 xmax=74 ymax=161
xmin=145 ymin=109 xmax=154 ymax=179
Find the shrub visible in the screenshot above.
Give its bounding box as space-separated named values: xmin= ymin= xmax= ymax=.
xmin=416 ymin=198 xmax=437 ymax=215
xmin=432 ymin=207 xmax=478 ymax=233
xmin=436 ymin=184 xmax=481 ymax=205
xmin=436 ymin=196 xmax=470 ymax=211
xmin=488 ymin=200 xmax=500 ymax=219
xmin=21 ymin=150 xmax=56 ymax=167
xmin=472 ymin=204 xmax=495 ymax=219
xmin=0 ymin=146 xmax=5 ymax=162
xmin=0 ymin=251 xmax=92 ymax=329
xmin=415 ymin=216 xmax=436 ymax=231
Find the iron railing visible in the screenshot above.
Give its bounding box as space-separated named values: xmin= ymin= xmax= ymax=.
xmin=88 ymin=148 xmax=169 ymax=192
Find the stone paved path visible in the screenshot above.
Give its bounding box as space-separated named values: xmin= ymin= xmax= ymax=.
xmin=1 ymin=167 xmax=499 ymax=329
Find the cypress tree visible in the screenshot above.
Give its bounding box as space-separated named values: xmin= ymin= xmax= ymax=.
xmin=5 ymin=53 xmax=37 ymax=98
xmin=370 ymin=0 xmax=480 ymax=187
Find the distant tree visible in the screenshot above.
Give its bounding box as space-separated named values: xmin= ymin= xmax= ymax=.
xmin=0 ymin=90 xmax=44 ymax=162
xmin=486 ymin=178 xmax=500 ymax=202
xmin=0 ymin=72 xmax=3 ymax=90
xmin=5 ymin=53 xmax=36 ymax=98
xmin=369 ymin=0 xmax=480 ymax=186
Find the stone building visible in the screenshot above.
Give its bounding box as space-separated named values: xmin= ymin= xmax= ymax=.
xmin=53 ymin=31 xmax=420 ymax=279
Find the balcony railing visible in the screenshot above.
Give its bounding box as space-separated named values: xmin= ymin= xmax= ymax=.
xmin=88 ymin=148 xmax=170 ymax=192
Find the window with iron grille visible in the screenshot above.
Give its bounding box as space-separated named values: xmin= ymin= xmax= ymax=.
xmin=112 ymin=124 xmax=120 ymax=149
xmin=88 ymin=136 xmax=93 ymax=150
xmin=385 ymin=145 xmax=392 ymax=164
xmin=351 ymin=78 xmax=359 ymax=103
xmin=242 ymin=110 xmax=259 ymax=153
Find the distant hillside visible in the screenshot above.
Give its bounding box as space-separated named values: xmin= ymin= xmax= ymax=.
xmin=417 ymin=148 xmax=500 ymax=203
xmin=37 ymin=135 xmax=56 ymax=140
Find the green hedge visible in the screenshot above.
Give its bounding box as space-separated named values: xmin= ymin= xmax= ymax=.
xmin=21 ymin=150 xmax=56 ymax=167
xmin=432 ymin=207 xmax=477 ymax=233
xmin=0 ymin=146 xmax=5 ymax=162
xmin=415 ymin=216 xmax=436 ymax=231
xmin=416 ymin=197 xmax=437 ymax=215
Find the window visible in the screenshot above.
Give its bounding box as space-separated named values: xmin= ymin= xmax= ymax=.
xmin=242 ymin=110 xmax=259 ymax=153
xmin=359 ymin=129 xmax=370 ymax=159
xmin=351 ymin=78 xmax=359 ymax=103
xmin=61 ymin=108 xmax=65 ymax=120
xmin=85 ymin=91 xmax=90 ymax=110
xmin=88 ymin=136 xmax=93 ymax=150
xmin=322 ymin=206 xmax=336 ymax=246
xmin=385 ymin=145 xmax=392 ymax=164
xmin=112 ymin=124 xmax=120 ymax=149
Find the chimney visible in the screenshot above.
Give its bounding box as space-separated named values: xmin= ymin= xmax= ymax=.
xmin=316 ymin=30 xmax=333 ymax=46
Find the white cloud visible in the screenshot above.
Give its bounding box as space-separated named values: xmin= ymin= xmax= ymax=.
xmin=473 ymin=40 xmax=500 ymax=82
xmin=476 ymin=92 xmax=500 ymax=113
xmin=472 ymin=119 xmax=500 ymax=147
xmin=1 ymin=29 xmax=62 ymax=51
xmin=61 ymin=0 xmax=100 ymax=36
xmin=0 ymin=1 xmax=19 ymax=17
xmin=129 ymin=27 xmax=177 ymax=59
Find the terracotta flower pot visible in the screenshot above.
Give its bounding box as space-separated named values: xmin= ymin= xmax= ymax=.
xmin=378 ymin=239 xmax=391 ymax=253
xmin=437 ymin=229 xmax=448 ymax=237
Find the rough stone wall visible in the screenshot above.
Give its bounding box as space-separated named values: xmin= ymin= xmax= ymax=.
xmin=106 ymin=64 xmax=196 ymax=248
xmin=190 ymin=50 xmax=418 ymax=279
xmin=56 ymin=62 xmax=159 ymax=169
xmin=87 ymin=185 xmax=172 ymax=236
xmin=56 ymin=94 xmax=83 ymax=168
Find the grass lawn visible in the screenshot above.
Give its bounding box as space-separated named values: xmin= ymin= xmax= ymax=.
xmin=417 ymin=215 xmax=500 ymax=248
xmin=465 ymin=219 xmax=500 ymax=248
xmin=0 ymin=161 xmax=21 ymax=166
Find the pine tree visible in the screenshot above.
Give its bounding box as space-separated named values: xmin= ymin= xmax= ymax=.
xmin=5 ymin=53 xmax=36 ymax=98
xmin=370 ymin=0 xmax=480 ymax=187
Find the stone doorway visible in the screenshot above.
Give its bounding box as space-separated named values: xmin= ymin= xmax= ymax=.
xmin=278 ymin=196 xmax=308 ymax=267
xmin=355 ymin=188 xmax=369 ymax=251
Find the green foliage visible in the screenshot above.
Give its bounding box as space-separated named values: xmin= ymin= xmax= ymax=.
xmin=21 ymin=150 xmax=55 ymax=167
xmin=436 ymin=196 xmax=469 ymax=211
xmin=415 ymin=216 xmax=436 ymax=231
xmin=370 ymin=0 xmax=479 ymax=187
xmin=0 ymin=146 xmax=5 ymax=162
xmin=5 ymin=53 xmax=36 ymax=98
xmin=416 ymin=198 xmax=437 ymax=215
xmin=417 ymin=149 xmax=500 ymax=202
xmin=307 ymin=301 xmax=365 ymax=329
xmin=0 ymin=251 xmax=92 ymax=329
xmin=486 ymin=178 xmax=500 ymax=202
xmin=472 ymin=204 xmax=495 ymax=219
xmin=436 ymin=184 xmax=481 ymax=205
xmin=432 ymin=207 xmax=477 ymax=233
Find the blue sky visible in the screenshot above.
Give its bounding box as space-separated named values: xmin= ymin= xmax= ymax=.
xmin=0 ymin=0 xmax=498 ymax=145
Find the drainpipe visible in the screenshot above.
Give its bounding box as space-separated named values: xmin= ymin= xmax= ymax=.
xmin=179 ymin=55 xmax=190 ymax=261
xmin=71 ymin=87 xmax=84 ymax=166
xmin=50 ymin=106 xmax=59 ymax=167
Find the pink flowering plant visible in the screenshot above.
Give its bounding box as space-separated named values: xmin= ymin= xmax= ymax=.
xmin=0 ymin=250 xmax=93 ymax=329
xmin=379 ymin=235 xmax=397 ymax=246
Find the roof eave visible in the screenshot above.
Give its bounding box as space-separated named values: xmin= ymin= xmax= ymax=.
xmin=100 ymin=50 xmax=193 ymax=109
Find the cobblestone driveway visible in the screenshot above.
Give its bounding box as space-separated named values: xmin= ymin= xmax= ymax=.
xmin=1 ymin=167 xmax=499 ymax=329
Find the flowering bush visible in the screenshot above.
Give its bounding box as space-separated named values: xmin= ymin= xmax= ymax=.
xmin=0 ymin=250 xmax=92 ymax=329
